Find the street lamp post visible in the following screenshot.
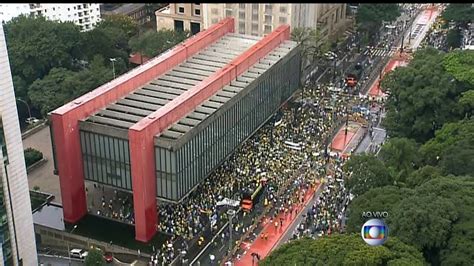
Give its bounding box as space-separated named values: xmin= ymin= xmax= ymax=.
xmin=67 ymin=225 xmax=78 ymax=265
xmin=227 ymin=209 xmax=236 ymax=255
xmin=16 ymin=98 xmax=31 ymax=120
xmin=109 ymin=58 xmax=117 ymax=79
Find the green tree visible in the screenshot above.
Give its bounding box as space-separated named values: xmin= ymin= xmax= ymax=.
xmin=4 ymin=15 xmax=83 ymax=84
xmin=443 ymin=50 xmax=474 ymax=86
xmin=382 ymin=48 xmax=468 ymax=142
xmin=98 ymin=14 xmax=139 ymax=38
xmin=438 ymin=138 xmax=474 ymax=176
xmin=291 ymin=27 xmax=330 ymax=73
xmin=419 ymin=118 xmax=474 ymax=165
xmin=343 ymin=154 xmax=394 ymax=197
xmin=345 ymin=186 xmax=413 ymax=233
xmin=392 ymin=176 xmax=474 ymax=265
xmin=406 ymin=165 xmax=442 ymax=188
xmin=24 ymin=148 xmax=43 ymax=168
xmin=85 ymin=248 xmax=105 ymax=266
xmin=446 ymin=28 xmax=462 ymax=49
xmin=356 ymin=4 xmax=400 ymax=46
xmin=378 ymin=137 xmax=420 ymax=183
xmin=129 ymin=29 xmax=190 ymax=58
xmin=27 ymin=58 xmax=114 ymax=116
xmin=261 ymin=234 xmax=424 ymax=266
xmin=458 ymin=90 xmax=474 ymax=117
xmin=442 ymin=4 xmax=474 ymax=27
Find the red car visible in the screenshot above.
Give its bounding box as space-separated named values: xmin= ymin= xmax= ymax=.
xmin=104 ymin=253 xmax=113 ymax=263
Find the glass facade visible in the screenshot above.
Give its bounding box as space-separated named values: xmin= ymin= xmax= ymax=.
xmin=155 ymin=50 xmax=301 ymax=201
xmin=80 ymin=131 xmax=132 ymax=190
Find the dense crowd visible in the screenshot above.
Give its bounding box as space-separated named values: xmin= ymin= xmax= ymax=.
xmin=86 ymin=184 xmax=134 ymax=224
xmin=291 ymin=156 xmax=352 ymax=240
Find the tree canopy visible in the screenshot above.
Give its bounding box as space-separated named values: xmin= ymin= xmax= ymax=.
xmin=85 ymin=248 xmax=105 ymax=266
xmin=378 ymin=137 xmax=420 ymax=183
xmin=343 ymin=154 xmax=394 ymax=197
xmin=129 ymin=29 xmax=189 ymax=58
xmin=419 ymin=118 xmax=474 ymax=166
xmin=356 ymin=4 xmax=400 ymax=46
xmin=291 ymin=27 xmax=330 ymax=72
xmin=261 ymin=234 xmax=425 ymax=266
xmin=345 ymin=186 xmax=413 ymax=233
xmin=3 ymin=14 xmax=188 ymax=121
xmin=381 ymin=48 xmax=471 ymax=142
xmin=442 ymin=4 xmax=474 ymax=26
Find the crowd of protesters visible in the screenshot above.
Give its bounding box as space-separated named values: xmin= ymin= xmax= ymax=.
xmin=291 ymin=156 xmax=352 ymax=241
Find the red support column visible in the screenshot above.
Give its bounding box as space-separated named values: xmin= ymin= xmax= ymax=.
xmin=129 ymin=128 xmax=157 ymax=242
xmin=50 ymin=113 xmax=87 ymax=223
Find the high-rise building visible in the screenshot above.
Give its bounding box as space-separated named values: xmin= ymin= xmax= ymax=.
xmin=0 ymin=24 xmax=38 ymax=265
xmin=0 ymin=3 xmax=101 ymax=31
xmin=202 ymin=3 xmax=348 ymax=40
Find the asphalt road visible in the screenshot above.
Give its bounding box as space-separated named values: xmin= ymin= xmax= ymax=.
xmin=275 ymin=184 xmax=324 ymax=248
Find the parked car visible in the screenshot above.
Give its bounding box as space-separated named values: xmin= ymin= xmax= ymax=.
xmin=70 ymin=248 xmax=88 ymax=259
xmin=104 ymin=252 xmax=113 ymax=263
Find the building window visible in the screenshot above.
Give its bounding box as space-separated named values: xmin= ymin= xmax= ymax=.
xmin=239 ymin=11 xmax=245 ymax=20
xmin=280 ymin=5 xmax=287 ymax=13
xmin=178 ymin=7 xmax=185 ymax=14
xmin=252 ymin=13 xmax=258 ymax=21
xmin=265 ymin=4 xmax=272 ymax=13
xmin=211 ymin=18 xmax=218 ymax=24
xmin=194 ymin=9 xmax=201 ymax=16
xmin=174 ymin=19 xmax=184 ymax=31
xmin=251 ymin=23 xmax=258 ymax=32
xmin=211 ymin=8 xmax=218 ymax=15
xmin=279 ymin=16 xmax=287 ymax=24
xmin=225 ymin=9 xmax=233 ymax=17
xmin=239 ymin=21 xmax=245 ymax=33
xmin=239 ymin=3 xmax=246 ymax=9
xmin=252 ymin=4 xmax=259 ymax=12
xmin=190 ymin=22 xmax=200 ymax=35
xmin=225 ymin=3 xmax=233 ymax=9
xmin=264 ymin=25 xmax=272 ymax=33
xmin=194 ymin=3 xmax=200 ymax=5
xmin=239 ymin=21 xmax=245 ymax=32
xmin=264 ymin=14 xmax=272 ymax=24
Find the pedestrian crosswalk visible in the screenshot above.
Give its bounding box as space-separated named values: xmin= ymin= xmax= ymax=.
xmin=362 ymin=48 xmax=397 ymax=58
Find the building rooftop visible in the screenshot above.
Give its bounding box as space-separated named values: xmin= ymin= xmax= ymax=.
xmin=157 ymin=5 xmax=170 ymax=14
xmin=83 ymin=33 xmax=262 ymax=130
xmin=108 ymin=4 xmax=146 ymax=15
xmin=155 ymin=40 xmax=298 ymax=145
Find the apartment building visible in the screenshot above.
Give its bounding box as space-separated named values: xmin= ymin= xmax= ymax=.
xmin=0 ymin=24 xmax=38 ymax=265
xmin=0 ymin=3 xmax=101 ymax=31
xmin=155 ymin=3 xmax=203 ymax=35
xmin=202 ymin=3 xmax=348 ymax=40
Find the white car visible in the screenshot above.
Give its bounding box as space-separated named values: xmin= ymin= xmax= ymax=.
xmin=70 ymin=249 xmax=88 ymax=259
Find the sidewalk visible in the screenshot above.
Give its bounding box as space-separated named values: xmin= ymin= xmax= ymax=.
xmin=233 ymin=183 xmax=321 ymax=266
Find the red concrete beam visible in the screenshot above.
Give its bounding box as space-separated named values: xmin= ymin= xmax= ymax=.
xmin=49 ymin=18 xmax=235 ymax=225
xmin=128 ymin=24 xmax=290 ymax=242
